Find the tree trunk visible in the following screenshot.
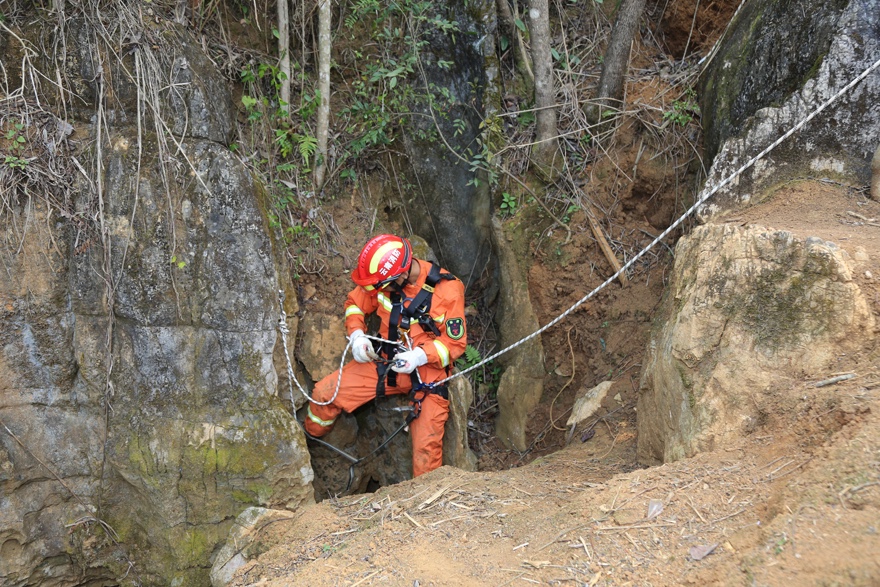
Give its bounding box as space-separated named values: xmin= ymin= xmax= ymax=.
xmin=497 ymin=0 xmax=534 ymax=86
xmin=527 ymin=0 xmax=561 ymax=178
xmin=586 ymin=0 xmax=647 ymax=124
xmin=314 ymin=0 xmax=331 ymax=189
xmin=277 ymin=0 xmax=291 ymax=117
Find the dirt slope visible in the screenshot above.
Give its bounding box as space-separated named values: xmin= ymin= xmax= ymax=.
xmin=227 ymin=183 xmax=879 ymax=586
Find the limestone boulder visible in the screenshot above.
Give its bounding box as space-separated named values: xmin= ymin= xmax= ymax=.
xmin=443 ymin=375 xmax=478 ymax=472
xmin=637 ymin=224 xmax=875 ymax=463
xmin=698 ymin=0 xmax=880 ymax=219
xmin=210 ymin=507 xmax=295 ymax=587
xmin=299 ymin=313 xmax=348 ymax=382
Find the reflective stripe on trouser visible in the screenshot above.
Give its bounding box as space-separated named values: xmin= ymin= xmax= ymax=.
xmin=304 ymin=359 xmax=449 ymax=477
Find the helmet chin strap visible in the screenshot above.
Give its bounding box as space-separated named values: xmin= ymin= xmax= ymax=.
xmin=387 ymin=278 xmax=406 ymax=293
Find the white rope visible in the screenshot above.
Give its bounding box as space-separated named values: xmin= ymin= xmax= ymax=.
xmin=277 ymin=290 xmax=409 ymax=407
xmin=438 ymin=54 xmax=880 ymax=387
xmin=278 ymin=55 xmax=880 ymax=398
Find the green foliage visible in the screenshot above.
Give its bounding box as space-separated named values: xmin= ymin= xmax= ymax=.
xmin=274 ymin=127 xmax=317 ymax=168
xmin=455 ymin=344 xmax=500 ymax=393
xmin=6 ymin=123 xmax=26 ymax=149
xmin=452 ymin=118 xmax=467 ymax=137
xmin=339 ymin=0 xmax=460 ymax=164
xmin=772 ymin=533 xmax=788 ymax=555
xmin=664 ymin=89 xmax=700 ymax=126
xmin=339 ymin=168 xmax=357 ymax=183
xmin=500 ymin=192 xmax=518 ymax=216
xmin=467 ymin=114 xmax=504 ymax=188
xmin=456 ymin=344 xmax=482 ymax=370
xmin=3 ymin=122 xmax=28 ymax=168
xmin=550 ymin=47 xmax=581 ymax=71
xmin=518 ymin=110 xmax=536 ymax=127
xmin=4 ymin=155 xmax=28 ymax=168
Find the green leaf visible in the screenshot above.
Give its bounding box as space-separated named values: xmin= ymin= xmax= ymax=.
xmin=514 ymin=18 xmax=526 ymax=32
xmin=551 ymin=48 xmax=561 ymax=61
xmin=500 ymin=36 xmax=509 ymax=51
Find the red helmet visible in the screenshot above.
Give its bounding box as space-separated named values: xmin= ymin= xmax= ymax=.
xmin=351 ymin=234 xmax=413 ymax=290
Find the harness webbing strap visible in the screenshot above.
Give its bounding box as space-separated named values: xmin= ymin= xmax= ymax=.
xmin=375 ymin=361 xmax=389 ymax=399
xmin=400 ymin=264 xmax=455 ymax=337
xmin=373 ymin=262 xmax=457 ymax=399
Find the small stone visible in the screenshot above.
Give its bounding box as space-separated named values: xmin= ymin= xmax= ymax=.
xmin=865 ymin=271 xmax=873 ymax=279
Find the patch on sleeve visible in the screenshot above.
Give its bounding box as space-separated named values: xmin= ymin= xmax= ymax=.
xmin=446 ymin=317 xmax=464 ymax=340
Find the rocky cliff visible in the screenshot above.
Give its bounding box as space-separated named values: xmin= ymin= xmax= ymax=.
xmin=0 ymin=15 xmax=312 ymax=587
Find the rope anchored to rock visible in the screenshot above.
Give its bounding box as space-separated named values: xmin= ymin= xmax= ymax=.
xmin=436 ymin=54 xmax=880 ymax=388
xmin=276 ymin=55 xmax=880 ymax=489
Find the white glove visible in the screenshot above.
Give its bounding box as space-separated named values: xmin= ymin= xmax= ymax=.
xmin=349 ymin=329 xmax=378 ymax=363
xmin=391 ymin=347 xmax=428 ymax=374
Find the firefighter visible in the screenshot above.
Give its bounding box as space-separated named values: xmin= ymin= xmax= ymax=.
xmin=304 ymin=234 xmax=467 ymax=477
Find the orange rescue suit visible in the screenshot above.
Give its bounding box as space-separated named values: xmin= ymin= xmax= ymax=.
xmin=305 ymin=259 xmax=467 ymax=477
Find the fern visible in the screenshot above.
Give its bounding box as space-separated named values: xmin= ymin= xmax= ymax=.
xmin=345 ymin=0 xmax=381 ymax=27
xmin=296 ymin=134 xmax=318 ymax=165
xmin=456 ymin=344 xmax=482 ymax=370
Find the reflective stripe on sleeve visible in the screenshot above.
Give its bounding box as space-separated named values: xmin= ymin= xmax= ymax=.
xmin=434 ymin=313 xmax=445 ymax=323
xmin=307 ymin=406 xmax=336 ymax=428
xmin=345 ymin=305 xmax=365 ymax=318
xmin=433 ymin=339 xmax=450 ymax=368
xmin=377 ymin=293 xmax=393 ymax=312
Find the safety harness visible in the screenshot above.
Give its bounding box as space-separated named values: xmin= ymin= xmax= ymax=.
xmin=375 ymin=262 xmax=455 ymax=402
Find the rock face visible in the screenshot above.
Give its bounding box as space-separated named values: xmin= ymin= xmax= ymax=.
xmin=491 ymin=218 xmax=545 ymax=451
xmin=210 ymin=507 xmax=295 ymax=587
xmin=0 ymin=23 xmax=312 ymax=587
xmin=401 ymin=0 xmax=495 ymax=284
xmin=699 ymin=0 xmax=880 ymax=218
xmin=637 ymin=224 xmax=875 ymax=463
